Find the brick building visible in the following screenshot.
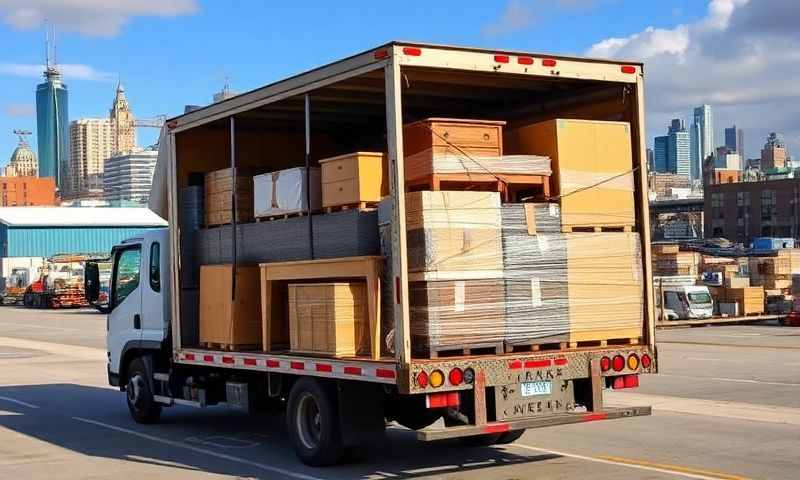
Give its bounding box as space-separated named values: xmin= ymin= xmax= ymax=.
xmin=0 ymin=177 xmax=57 ymax=207
xmin=705 ymin=178 xmax=800 ymax=244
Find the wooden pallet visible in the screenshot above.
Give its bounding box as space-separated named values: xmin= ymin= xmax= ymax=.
xmin=505 ymin=341 xmax=569 ymax=353
xmin=562 ymin=225 xmax=634 ymax=233
xmin=406 ymin=172 xmax=549 ymax=203
xmin=199 ymin=342 xmax=260 ymax=352
xmin=567 ymin=337 xmax=640 ymax=349
xmin=324 ymin=202 xmax=378 ymax=214
xmin=255 ymin=211 xmax=307 ymax=222
xmin=424 ymin=342 xmax=504 ymax=359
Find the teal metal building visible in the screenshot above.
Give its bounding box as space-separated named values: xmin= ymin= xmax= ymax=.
xmin=0 ymin=207 xmax=167 ymax=258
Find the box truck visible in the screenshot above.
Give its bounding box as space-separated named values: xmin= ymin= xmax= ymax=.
xmin=87 ymin=42 xmax=657 ymax=466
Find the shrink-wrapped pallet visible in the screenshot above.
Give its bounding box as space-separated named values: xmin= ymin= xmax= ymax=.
xmin=253 ymin=167 xmax=321 ymax=218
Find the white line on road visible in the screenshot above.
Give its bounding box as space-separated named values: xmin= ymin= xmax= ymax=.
xmin=0 ymin=322 xmax=84 ymax=332
xmin=658 ymin=373 xmax=800 ymax=387
xmin=72 ymin=417 xmax=324 ymax=480
xmin=507 ymin=444 xmax=749 ymax=480
xmin=0 ymin=396 xmax=39 ymax=409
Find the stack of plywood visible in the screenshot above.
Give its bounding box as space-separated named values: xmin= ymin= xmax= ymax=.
xmin=287 ymin=282 xmax=367 ymax=357
xmin=750 ymin=256 xmax=792 ymax=290
xmin=406 ymin=190 xmax=505 ymax=355
xmin=721 ymin=286 xmax=765 ymax=316
xmin=505 ymin=119 xmax=636 ymax=232
xmin=199 ymin=265 xmax=262 ymax=350
xmin=204 ymin=168 xmax=253 ymax=226
xmin=652 ymin=251 xmax=701 ymax=277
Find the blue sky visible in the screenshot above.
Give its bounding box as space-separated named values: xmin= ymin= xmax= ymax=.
xmin=0 ymin=1 xmax=791 ymax=164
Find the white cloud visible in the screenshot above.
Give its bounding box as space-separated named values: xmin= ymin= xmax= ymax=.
xmin=585 ymin=0 xmax=800 ymax=159
xmin=0 ymin=62 xmax=114 ymax=81
xmin=0 ymin=0 xmax=198 ymax=37
xmin=483 ymin=0 xmax=595 ymax=36
xmin=3 ymin=102 xmax=34 ymax=117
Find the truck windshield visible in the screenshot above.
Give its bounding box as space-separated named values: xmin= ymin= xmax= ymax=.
xmin=688 ymin=292 xmax=712 ymax=304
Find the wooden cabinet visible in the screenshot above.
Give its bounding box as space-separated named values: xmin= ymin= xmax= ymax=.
xmin=320 ymin=152 xmax=387 ymax=209
xmin=288 ymin=282 xmax=367 ymax=357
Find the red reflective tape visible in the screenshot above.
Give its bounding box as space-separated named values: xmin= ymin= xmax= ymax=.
xmin=376 ymin=368 xmax=396 ymax=379
xmin=222 ymin=356 xmax=234 ymax=364
xmin=184 ymin=353 xmax=195 ymax=361
xmin=403 ymin=46 xmax=422 ymax=56
xmin=374 ymin=49 xmax=390 ymax=59
xmin=243 ymin=358 xmax=257 ymax=366
xmin=484 ymin=423 xmax=510 ymax=434
xmin=290 ymin=361 xmax=304 ymax=370
xmin=494 ymin=54 xmax=509 ymax=63
xmin=517 ymin=56 xmax=534 ymax=65
xmin=554 ymin=358 xmax=567 ymax=366
xmin=542 ymin=58 xmax=557 ymax=67
xmin=583 ymin=413 xmax=608 ymax=422
xmin=266 ymin=359 xmax=280 ymax=368
xmin=525 ymin=359 xmax=551 ymax=368
xmin=203 ymin=355 xmax=214 ymax=362
xmin=509 ymin=360 xmax=523 ymax=370
xmin=316 ymin=364 xmax=333 ymax=373
xmin=446 ymin=392 xmax=460 ymax=407
xmin=344 ymin=366 xmax=362 ymax=375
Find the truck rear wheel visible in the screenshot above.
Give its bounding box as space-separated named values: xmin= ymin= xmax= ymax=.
xmin=496 ymin=429 xmax=526 ymax=444
xmin=126 ymin=357 xmax=161 ymax=424
xmin=286 ymin=378 xmax=345 ymax=467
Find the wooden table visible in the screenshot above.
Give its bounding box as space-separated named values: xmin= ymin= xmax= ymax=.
xmin=260 ymin=256 xmax=383 ymax=360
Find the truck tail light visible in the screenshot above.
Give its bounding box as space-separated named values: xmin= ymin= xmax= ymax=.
xmin=429 ymin=369 xmax=445 ymax=388
xmin=416 ymin=371 xmax=428 ymax=388
xmin=374 ymin=49 xmax=390 ymax=59
xmin=542 ymin=58 xmax=557 ymax=67
xmin=612 ymin=376 xmax=625 ymax=389
xmin=517 ymin=56 xmax=534 ymax=65
xmin=641 ymin=354 xmax=652 ymax=369
xmin=624 ymin=374 xmax=639 ymax=388
xmin=600 ymin=356 xmax=611 ymax=372
xmin=463 ymin=368 xmax=475 ymax=384
xmin=621 ymin=65 xmax=636 ymax=74
xmin=627 ymin=354 xmax=640 ymax=370
xmin=448 ymin=367 xmax=463 ymax=386
xmin=494 ymin=54 xmax=510 ymax=63
xmin=426 ymin=392 xmax=460 ymax=409
xmin=403 ymin=47 xmax=422 ymax=56
xmin=612 ymin=355 xmax=625 ymax=372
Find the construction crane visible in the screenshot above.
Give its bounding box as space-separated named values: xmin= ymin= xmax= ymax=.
xmin=13 ymin=129 xmax=32 ymax=143
xmin=134 ymin=115 xmax=166 ymax=129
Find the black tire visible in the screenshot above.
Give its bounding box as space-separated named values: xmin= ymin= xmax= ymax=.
xmin=125 ymin=357 xmax=162 ymax=424
xmin=390 ymin=394 xmax=442 ymax=430
xmin=286 ymin=378 xmax=345 ymax=467
xmin=495 ymin=429 xmax=526 ymax=444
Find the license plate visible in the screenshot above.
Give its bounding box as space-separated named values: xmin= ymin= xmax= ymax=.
xmin=520 ymin=381 xmax=551 ymax=397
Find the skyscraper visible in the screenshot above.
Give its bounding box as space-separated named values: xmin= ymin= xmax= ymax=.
xmin=724 ymin=125 xmax=745 ymax=157
xmin=670 ymin=127 xmax=691 ymax=177
xmin=67 ymin=118 xmax=114 ymax=199
xmin=35 ymin=29 xmax=69 ymax=189
xmin=103 ymin=148 xmax=158 ymax=204
xmin=110 ymin=82 xmax=136 ymax=154
xmin=690 ymin=105 xmax=713 ymax=182
xmin=654 ymin=136 xmax=669 ymax=172
xmin=761 ymin=132 xmax=787 ymax=170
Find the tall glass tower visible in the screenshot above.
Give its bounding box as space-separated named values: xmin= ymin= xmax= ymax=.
xmin=35 ymin=32 xmax=69 ymax=190
xmin=690 ymin=105 xmax=713 ymax=182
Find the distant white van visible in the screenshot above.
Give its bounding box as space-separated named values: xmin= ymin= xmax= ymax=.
xmin=663 ymin=286 xmax=714 ymax=320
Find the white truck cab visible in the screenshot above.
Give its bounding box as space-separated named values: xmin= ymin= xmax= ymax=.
xmin=663 ymin=285 xmax=714 ymax=320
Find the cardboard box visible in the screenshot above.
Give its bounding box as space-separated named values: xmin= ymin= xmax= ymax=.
xmin=320 ymin=152 xmax=387 ymax=208
xmin=724 ymin=286 xmax=765 ymax=315
xmin=199 ymin=265 xmax=262 ymax=348
xmin=406 ymin=191 xmax=503 ymax=280
xmin=506 ymin=119 xmax=635 ymax=230
xmin=288 ymin=282 xmax=367 ymax=357
xmin=566 ymin=232 xmax=644 ymax=342
xmin=204 ymin=168 xmax=254 ymax=226
xmin=253 ymin=167 xmax=321 ymax=218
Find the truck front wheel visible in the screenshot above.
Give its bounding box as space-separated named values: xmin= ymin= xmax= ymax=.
xmin=125 ymin=357 xmax=161 ymax=424
xmin=286 ymin=378 xmax=345 ymax=467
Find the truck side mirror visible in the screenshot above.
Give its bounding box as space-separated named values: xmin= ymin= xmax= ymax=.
xmin=85 ymin=261 xmax=100 ymax=304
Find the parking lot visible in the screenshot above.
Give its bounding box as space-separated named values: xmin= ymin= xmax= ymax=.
xmin=0 ymin=306 xmax=798 ymax=479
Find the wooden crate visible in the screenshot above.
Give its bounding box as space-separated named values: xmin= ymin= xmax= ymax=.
xmin=204 ymin=167 xmax=254 ymax=226
xmin=288 ymin=282 xmax=367 ymax=357
xmin=319 ymin=152 xmax=387 ymax=209
xmin=724 ymin=286 xmax=765 ymax=315
xmin=199 ymin=265 xmax=262 ymax=349
xmin=506 ymin=119 xmax=635 ymax=231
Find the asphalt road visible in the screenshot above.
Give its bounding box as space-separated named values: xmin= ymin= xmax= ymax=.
xmin=0 ymin=306 xmax=798 ymax=479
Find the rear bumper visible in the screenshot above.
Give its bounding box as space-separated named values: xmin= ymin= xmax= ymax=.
xmin=417 ymin=405 xmax=651 ymax=441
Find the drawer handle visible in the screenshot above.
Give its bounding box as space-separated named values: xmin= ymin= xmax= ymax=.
xmin=339 ymin=187 xmax=343 ymax=191
xmin=483 ymin=133 xmax=490 ymax=141
xmin=443 ymin=131 xmax=449 ymax=139
xmin=337 ymin=165 xmax=342 ymax=170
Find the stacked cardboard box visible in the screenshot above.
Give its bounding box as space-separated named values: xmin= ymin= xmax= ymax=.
xmin=205 ymin=168 xmax=254 ymax=226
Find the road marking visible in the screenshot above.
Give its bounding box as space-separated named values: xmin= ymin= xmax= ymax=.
xmin=507 ymin=444 xmax=751 ymax=480
xmin=0 ymin=396 xmax=39 ymax=409
xmin=184 ymin=435 xmax=260 ymax=449
xmin=0 ymin=322 xmax=83 ymax=332
xmin=658 ymin=373 xmax=800 ymax=387
xmin=607 ymin=391 xmax=800 ymax=426
xmin=72 ymin=417 xmax=324 ymax=480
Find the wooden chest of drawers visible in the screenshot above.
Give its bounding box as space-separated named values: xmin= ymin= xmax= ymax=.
xmin=319 ymin=152 xmax=387 ymax=209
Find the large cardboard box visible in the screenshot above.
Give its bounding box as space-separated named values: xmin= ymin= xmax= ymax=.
xmin=724 ymin=286 xmax=765 ymax=315
xmin=505 ymin=119 xmax=635 ymax=231
xmin=288 ymin=282 xmax=367 ymax=357
xmin=566 ymin=232 xmax=644 ymax=342
xmin=204 ymin=168 xmax=254 ymax=226
xmin=199 ymin=265 xmax=262 ymax=348
xmin=320 ymin=152 xmax=387 ymax=208
xmin=410 ymin=279 xmax=505 ymax=354
xmin=406 ymin=191 xmax=503 ymax=280
xmin=253 ymin=167 xmax=321 ymax=218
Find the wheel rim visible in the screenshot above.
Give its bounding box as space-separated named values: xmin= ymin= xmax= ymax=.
xmin=295 ymin=392 xmax=322 ymax=450
xmin=127 ymin=374 xmax=144 ymax=409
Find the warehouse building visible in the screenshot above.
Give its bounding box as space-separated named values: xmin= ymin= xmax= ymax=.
xmin=0 ymin=207 xmax=167 ymax=257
